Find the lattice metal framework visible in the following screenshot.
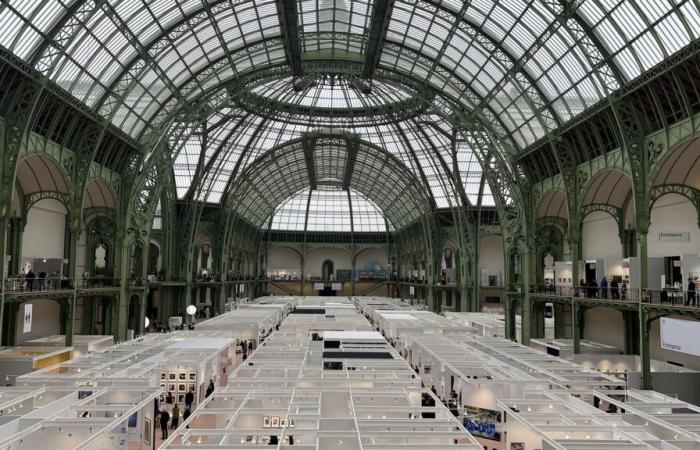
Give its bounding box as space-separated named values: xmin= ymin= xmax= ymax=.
xmin=0 ymin=0 xmax=698 ymax=232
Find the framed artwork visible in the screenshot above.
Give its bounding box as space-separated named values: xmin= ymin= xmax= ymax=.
xmin=178 ymin=383 xmax=186 ymax=392
xmin=511 ymin=443 xmax=524 ymax=450
xmin=178 ymin=394 xmax=185 ymax=403
xmin=168 ymin=373 xmax=176 ymax=381
xmin=143 ymin=417 xmax=152 ymax=446
xmin=160 ymin=383 xmax=165 ymax=390
xmin=160 ymin=372 xmax=166 ymax=380
xmin=168 ymin=383 xmax=176 ymax=392
xmin=280 ymin=418 xmax=287 ymax=427
xmin=271 ymin=416 xmax=280 ymax=427
xmin=263 ymin=417 xmax=271 ymax=428
xmin=159 ymin=394 xmax=165 ymax=403
xmin=189 ymin=372 xmax=196 ymax=381
xmin=289 ymin=418 xmax=295 ymax=428
xmin=188 ymin=383 xmax=196 ymax=392
xmin=179 ymin=372 xmax=187 ymax=381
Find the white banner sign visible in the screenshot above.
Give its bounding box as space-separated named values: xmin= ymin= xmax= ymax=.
xmin=409 ymin=286 xmax=415 ymax=295
xmin=313 ymin=283 xmax=325 ymax=291
xmin=658 ymin=232 xmax=690 ymax=242
xmin=23 ymin=303 xmax=32 ymax=334
xmin=331 ymin=283 xmax=342 ymax=291
xmin=660 ymin=317 xmax=700 ymax=357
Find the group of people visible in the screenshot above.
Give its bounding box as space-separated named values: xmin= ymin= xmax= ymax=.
xmin=159 ymin=379 xmax=215 ymax=440
xmin=17 ymin=268 xmax=61 ymax=291
xmin=578 ymin=277 xmax=626 ymax=299
xmin=659 ymin=278 xmax=697 ymax=306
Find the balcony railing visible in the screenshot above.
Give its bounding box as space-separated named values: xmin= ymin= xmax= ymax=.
xmin=523 ymin=284 xmax=700 ymax=309
xmin=3 ymin=277 xmax=123 ymax=293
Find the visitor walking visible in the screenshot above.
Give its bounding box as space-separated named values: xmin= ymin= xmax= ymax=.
xmin=183 ymin=407 xmax=191 ymax=428
xmin=206 ymin=379 xmax=215 ymax=397
xmin=185 ymin=389 xmax=195 ymax=410
xmin=159 ymin=408 xmax=170 ymax=439
xmin=171 ymin=404 xmax=180 ymax=429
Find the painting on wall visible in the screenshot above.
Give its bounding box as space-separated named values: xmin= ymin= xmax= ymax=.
xmin=510 ymin=443 xmax=524 ymax=450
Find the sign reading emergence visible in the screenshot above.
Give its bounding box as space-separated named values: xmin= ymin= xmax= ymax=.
xmin=660 ymin=317 xmax=700 ymax=357
xmin=658 ymin=232 xmax=690 ymax=242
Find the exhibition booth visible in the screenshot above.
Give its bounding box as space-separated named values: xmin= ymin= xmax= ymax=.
xmin=0 ymin=345 xmax=73 ymax=382
xmin=530 ymin=338 xmax=620 ymax=359
xmin=499 ymin=389 xmax=700 ymax=450
xmin=0 ymin=385 xmax=159 ymax=450
xmin=25 ymin=334 xmax=114 ymax=357
xmin=444 ymin=312 xmax=556 ymax=341
xmin=572 ymin=353 xmax=700 ymax=404
xmin=160 ymin=296 xmax=481 ymax=450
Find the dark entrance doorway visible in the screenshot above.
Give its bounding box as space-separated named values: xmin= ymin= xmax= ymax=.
xmin=322 ymin=260 xmax=334 ymax=280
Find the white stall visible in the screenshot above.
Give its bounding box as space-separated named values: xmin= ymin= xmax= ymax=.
xmin=25 ymin=334 xmax=113 ymax=357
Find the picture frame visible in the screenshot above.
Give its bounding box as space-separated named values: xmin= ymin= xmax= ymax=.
xmin=188 ymin=383 xmax=196 ymax=392
xmin=178 ymin=383 xmax=186 ymax=392
xmin=159 ymin=394 xmax=165 ymax=403
xmin=189 ymin=372 xmax=196 ymax=381
xmin=168 ymin=383 xmax=176 ymax=392
xmin=263 ymin=416 xmax=271 ymax=428
xmin=280 ymin=418 xmax=287 ymax=427
xmin=179 ymin=372 xmax=187 ymax=381
xmin=510 ymin=443 xmax=524 ymax=450
xmin=178 ymin=394 xmax=185 ymax=403
xmin=271 ymin=416 xmax=280 ymax=427
xmin=289 ymin=418 xmax=295 ymax=428
xmin=168 ymin=373 xmax=176 ymax=381
xmin=143 ymin=417 xmax=152 ymax=446
xmin=160 ymin=372 xmax=166 ymax=380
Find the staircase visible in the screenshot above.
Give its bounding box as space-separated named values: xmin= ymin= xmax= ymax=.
xmin=266 ymin=280 xmax=302 ymax=296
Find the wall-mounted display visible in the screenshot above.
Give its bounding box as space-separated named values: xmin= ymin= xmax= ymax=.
xmin=178 ymin=394 xmax=185 ymax=403
xmin=168 ymin=373 xmax=176 ymax=381
xmin=188 ymin=383 xmax=196 ymax=392
xmin=179 ymin=372 xmax=187 ymax=381
xmin=168 ymin=383 xmax=176 ymax=392
xmin=160 ymin=372 xmax=166 ymax=380
xmin=189 ymin=372 xmax=196 ymax=381
xmin=143 ymin=417 xmax=152 ymax=446
xmin=178 ymin=384 xmax=186 ymax=392
xmin=263 ymin=417 xmax=271 ymax=428
xmin=271 ymin=416 xmax=280 ymax=427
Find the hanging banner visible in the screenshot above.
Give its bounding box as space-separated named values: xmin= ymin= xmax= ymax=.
xmin=658 ymin=232 xmax=690 ymax=242
xmin=660 ymin=317 xmax=700 ymax=357
xmin=313 ymin=283 xmax=325 ymax=291
xmin=23 ymin=303 xmax=32 ymax=333
xmin=331 ymin=283 xmax=342 ymax=291
xmin=409 ymin=286 xmax=415 ymax=295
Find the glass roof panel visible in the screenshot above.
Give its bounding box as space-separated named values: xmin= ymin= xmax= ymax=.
xmin=270 ymin=187 xmax=388 ymax=232
xmin=298 ymin=0 xmax=372 ymax=57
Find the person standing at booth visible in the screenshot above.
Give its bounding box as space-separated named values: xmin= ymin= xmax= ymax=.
xmin=687 ymin=278 xmax=696 ymax=306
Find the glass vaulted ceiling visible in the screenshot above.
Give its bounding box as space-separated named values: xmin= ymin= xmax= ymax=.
xmin=270 ymin=187 xmax=390 ymax=232
xmin=1 ymin=0 xmax=696 ymax=143
xmin=0 ymin=0 xmax=697 ymax=220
